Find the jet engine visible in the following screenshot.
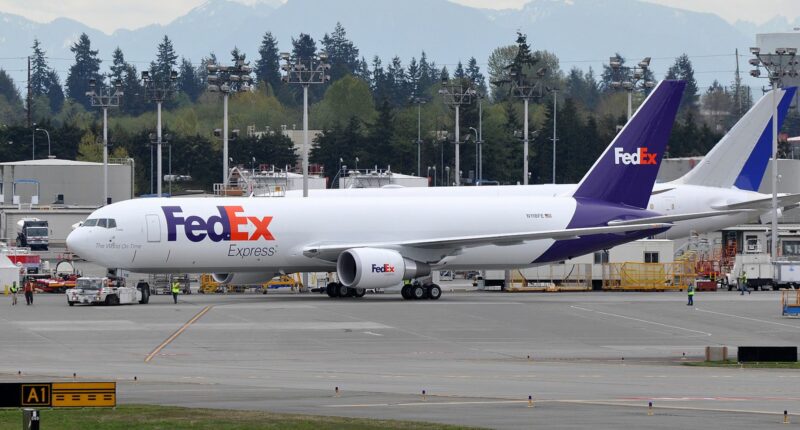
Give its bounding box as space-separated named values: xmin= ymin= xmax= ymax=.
xmin=336 ymin=248 xmax=430 ymax=289
xmin=211 ymin=272 xmax=277 ymax=285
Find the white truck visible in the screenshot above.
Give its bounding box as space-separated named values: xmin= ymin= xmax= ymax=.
xmin=724 ymin=253 xmax=774 ymax=291
xmin=66 ymin=277 xmax=150 ymax=306
xmin=16 ymin=218 xmax=49 ymax=250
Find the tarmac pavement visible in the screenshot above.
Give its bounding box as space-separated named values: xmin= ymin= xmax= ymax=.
xmin=1 ymin=290 xmax=799 ymax=429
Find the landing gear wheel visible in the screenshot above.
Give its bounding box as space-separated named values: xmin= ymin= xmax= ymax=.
xmin=338 ymin=284 xmax=351 ymax=298
xmin=401 ymin=285 xmax=412 ymax=300
xmin=411 ymin=285 xmax=426 ymax=300
xmin=326 ymin=283 xmax=339 ymax=298
xmin=427 ymin=284 xmax=442 ymax=300
xmin=138 ymin=283 xmax=150 ymax=304
xmin=352 ymin=288 xmax=366 ymax=298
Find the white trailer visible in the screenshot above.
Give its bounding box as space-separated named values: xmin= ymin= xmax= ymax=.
xmin=66 ymin=277 xmax=150 ymax=306
xmin=725 ymin=254 xmax=774 ymax=290
xmin=774 ymin=260 xmax=800 ymax=289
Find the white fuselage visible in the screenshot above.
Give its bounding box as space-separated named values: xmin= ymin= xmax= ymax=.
xmin=68 ymin=195 xmax=597 ymax=274
xmin=285 ymin=183 xmax=764 ymax=239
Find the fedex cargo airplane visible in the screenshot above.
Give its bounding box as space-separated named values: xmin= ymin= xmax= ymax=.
xmin=67 ymin=81 xmax=705 ymax=300
xmin=292 ymin=87 xmax=799 ymax=240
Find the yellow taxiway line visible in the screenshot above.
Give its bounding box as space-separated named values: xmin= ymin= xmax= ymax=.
xmin=145 ymin=305 xmax=213 ymax=363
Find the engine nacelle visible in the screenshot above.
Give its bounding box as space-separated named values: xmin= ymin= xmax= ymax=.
xmin=336 ymin=248 xmax=430 ymax=289
xmin=211 ymin=272 xmax=276 ymax=285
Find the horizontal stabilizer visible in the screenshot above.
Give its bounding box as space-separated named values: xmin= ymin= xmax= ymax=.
xmin=607 ymin=210 xmax=752 ymax=227
xmin=711 ymin=193 xmax=800 ymax=211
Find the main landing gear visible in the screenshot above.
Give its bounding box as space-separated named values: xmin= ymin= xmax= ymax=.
xmin=401 ymin=283 xmax=441 ymax=300
xmin=325 ymin=282 xmax=366 ymax=298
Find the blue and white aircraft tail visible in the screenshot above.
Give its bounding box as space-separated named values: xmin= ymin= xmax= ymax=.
xmin=673 ymin=87 xmax=797 ymax=190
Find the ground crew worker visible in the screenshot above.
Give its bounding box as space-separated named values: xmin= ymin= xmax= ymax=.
xmin=9 ymin=281 xmax=18 ymax=306
xmin=24 ymin=278 xmax=34 ymax=305
xmin=171 ymin=279 xmax=180 ymax=304
xmin=687 ymin=283 xmax=695 ymax=306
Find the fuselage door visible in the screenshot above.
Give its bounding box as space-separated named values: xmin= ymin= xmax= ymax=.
xmin=146 ymin=214 xmax=161 ymax=242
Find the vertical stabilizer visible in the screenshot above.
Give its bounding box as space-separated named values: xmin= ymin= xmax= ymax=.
xmin=572 ymin=80 xmax=685 ymax=208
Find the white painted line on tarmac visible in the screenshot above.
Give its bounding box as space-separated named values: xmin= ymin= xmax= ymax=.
xmin=695 ymin=307 xmax=800 ymax=329
xmin=557 ymin=399 xmax=799 ymax=416
xmin=326 ymin=399 xmax=530 ymax=408
xmin=570 ymin=306 xmax=712 ymax=336
xmin=362 ymin=331 xmax=383 ymax=336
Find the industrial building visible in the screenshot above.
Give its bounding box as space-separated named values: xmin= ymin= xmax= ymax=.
xmin=0 ymin=158 xmax=133 ymax=247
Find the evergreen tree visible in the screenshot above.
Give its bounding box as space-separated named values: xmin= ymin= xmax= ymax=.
xmin=321 ymin=22 xmax=360 ymax=81
xmin=406 ymin=57 xmax=420 ymax=97
xmin=440 ymin=66 xmax=450 ymax=83
xmin=291 ymin=33 xmax=317 ymax=60
xmin=230 ymin=46 xmax=246 ymax=64
xmin=0 ymin=69 xmax=22 ymax=106
xmin=371 ymin=56 xmax=389 ymax=102
xmin=150 ymin=35 xmax=178 ymax=84
xmin=255 ymin=32 xmax=281 ymax=91
xmin=66 ymin=33 xmax=102 ymax=109
xmin=386 ymin=56 xmax=408 ymax=106
xmin=178 ymin=58 xmax=202 ymax=101
xmin=311 ymin=116 xmax=365 ymax=184
xmin=354 ymin=57 xmax=370 ymax=82
xmin=466 ymin=57 xmax=486 ymax=95
xmin=110 ymin=47 xmax=144 ymax=115
xmin=30 ymin=39 xmax=50 ymax=97
xmin=45 ymin=70 xmax=64 ymax=113
xmin=665 ymin=54 xmax=699 ymax=111
xmin=417 ymin=51 xmax=436 ymax=93
xmin=454 ymin=61 xmax=465 ymax=80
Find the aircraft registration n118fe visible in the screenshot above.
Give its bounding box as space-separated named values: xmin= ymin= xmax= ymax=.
xmin=68 ymin=80 xmax=706 ymax=300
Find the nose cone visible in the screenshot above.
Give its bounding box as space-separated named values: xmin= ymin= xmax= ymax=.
xmin=66 ymin=229 xmax=88 ymax=258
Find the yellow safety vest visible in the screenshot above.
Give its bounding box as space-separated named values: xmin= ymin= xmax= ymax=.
xmin=9 ymin=284 xmax=18 ymax=293
xmin=688 ymin=286 xmax=695 ymax=296
xmin=171 ymin=282 xmax=180 ymax=294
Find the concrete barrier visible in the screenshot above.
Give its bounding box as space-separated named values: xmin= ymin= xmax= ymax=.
xmin=705 ymin=346 xmax=728 ymax=361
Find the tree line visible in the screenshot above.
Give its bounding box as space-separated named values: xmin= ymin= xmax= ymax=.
xmin=0 ymin=24 xmax=794 ymax=194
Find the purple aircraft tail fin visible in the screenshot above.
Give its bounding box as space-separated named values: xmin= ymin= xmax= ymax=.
xmin=572 ymin=80 xmax=685 ymax=208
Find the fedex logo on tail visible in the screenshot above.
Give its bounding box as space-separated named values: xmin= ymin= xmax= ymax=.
xmin=614 ymin=147 xmax=657 ymax=165
xmin=163 ymin=206 xmax=274 ymax=242
xmin=372 ymin=264 xmax=396 ymax=273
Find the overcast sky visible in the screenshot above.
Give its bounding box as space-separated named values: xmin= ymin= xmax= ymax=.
xmin=0 ymin=0 xmax=797 ymax=34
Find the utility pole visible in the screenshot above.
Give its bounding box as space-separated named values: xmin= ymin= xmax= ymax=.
xmin=411 ymin=97 xmax=426 ymax=177
xmin=552 ymin=89 xmax=558 ymax=184
xmin=86 ymin=78 xmax=123 ymax=205
xmin=142 ymin=69 xmax=177 ymax=198
xmin=438 ymin=79 xmax=476 ymax=186
xmin=26 ymin=56 xmax=31 ymax=128
xmin=608 ymin=55 xmax=655 ymax=121
xmin=749 ymin=46 xmax=799 ymax=264
xmin=206 ymin=59 xmax=252 ymax=192
xmin=279 ymin=51 xmax=331 ymax=197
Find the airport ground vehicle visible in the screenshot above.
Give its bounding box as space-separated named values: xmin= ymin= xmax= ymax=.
xmin=66 ymin=276 xmax=150 ymax=306
xmin=16 ymin=219 xmax=49 ymax=250
xmin=725 ymin=254 xmax=774 ymax=290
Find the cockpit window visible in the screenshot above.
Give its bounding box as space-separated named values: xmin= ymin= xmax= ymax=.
xmin=97 ymin=219 xmax=108 ymax=228
xmin=107 ymin=219 xmax=116 ymax=229
xmin=83 ymin=219 xmax=98 ymax=227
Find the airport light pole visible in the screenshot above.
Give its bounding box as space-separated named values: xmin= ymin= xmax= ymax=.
xmin=206 ymin=59 xmax=253 ymax=193
xmin=477 ymin=93 xmax=483 ymax=184
xmin=551 ymin=89 xmax=557 ymax=184
xmin=438 ymin=79 xmax=476 ymax=186
xmin=608 ymin=55 xmax=655 ymax=121
xmin=469 ymin=127 xmax=481 ymax=185
xmin=749 ymin=46 xmax=799 ymax=260
xmin=279 ymin=51 xmax=331 ymax=197
xmin=411 ymin=96 xmax=426 ymax=176
xmin=34 ymin=128 xmax=50 ymax=158
xmin=141 ymin=70 xmax=177 ymax=198
xmin=87 ymin=78 xmax=123 ymax=205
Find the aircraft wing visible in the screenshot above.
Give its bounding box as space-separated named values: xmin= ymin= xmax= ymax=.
xmin=606 ymin=209 xmax=753 ymax=227
xmin=303 ymin=222 xmax=672 ymax=261
xmin=711 ymin=193 xmax=800 ymax=211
